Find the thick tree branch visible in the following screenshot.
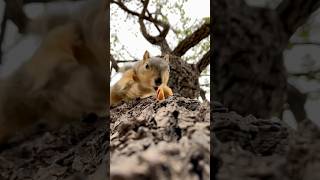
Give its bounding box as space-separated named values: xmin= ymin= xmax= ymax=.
xmin=172 ymin=21 xmax=210 ymax=57
xmin=196 ymin=51 xmax=210 ymax=73
xmin=277 ymin=0 xmax=320 ymax=36
xmin=138 ymin=0 xmax=170 ymax=53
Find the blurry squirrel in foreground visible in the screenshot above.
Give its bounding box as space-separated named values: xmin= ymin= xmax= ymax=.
xmin=0 ymin=0 xmax=107 ymax=144
xmin=110 ymin=51 xmax=173 ymax=106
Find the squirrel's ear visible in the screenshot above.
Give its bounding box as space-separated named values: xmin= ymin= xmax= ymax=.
xmin=164 ymin=54 xmax=170 ymax=62
xmin=143 ymin=50 xmax=150 ymax=62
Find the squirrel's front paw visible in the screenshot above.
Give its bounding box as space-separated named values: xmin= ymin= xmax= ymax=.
xmin=156 ymin=85 xmax=173 ymax=100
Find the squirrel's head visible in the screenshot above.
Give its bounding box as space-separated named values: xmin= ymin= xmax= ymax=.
xmin=134 ymin=50 xmax=170 ymax=90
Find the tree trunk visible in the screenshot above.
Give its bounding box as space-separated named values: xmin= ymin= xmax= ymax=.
xmin=168 ymin=55 xmax=201 ymax=99
xmin=213 ymin=0 xmax=288 ymax=119
xmin=213 ymin=101 xmax=320 ymax=180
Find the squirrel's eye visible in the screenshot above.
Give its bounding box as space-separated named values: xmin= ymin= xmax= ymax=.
xmin=145 ymin=64 xmax=149 ymax=69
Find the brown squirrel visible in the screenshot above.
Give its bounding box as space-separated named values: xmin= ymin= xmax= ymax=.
xmin=110 ymin=51 xmax=173 ymax=106
xmin=0 ymin=0 xmax=107 ymax=144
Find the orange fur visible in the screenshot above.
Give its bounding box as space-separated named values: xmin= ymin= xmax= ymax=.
xmin=110 ymin=51 xmax=173 ymax=106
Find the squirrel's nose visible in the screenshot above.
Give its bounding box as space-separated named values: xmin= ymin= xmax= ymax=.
xmin=155 ymin=78 xmax=162 ymax=86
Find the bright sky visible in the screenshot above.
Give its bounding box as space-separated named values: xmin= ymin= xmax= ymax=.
xmin=110 ymin=0 xmax=210 ymax=59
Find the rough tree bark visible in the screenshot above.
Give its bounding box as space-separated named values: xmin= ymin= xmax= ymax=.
xmin=80 ymin=100 xmax=320 ymax=180
xmin=110 ymin=96 xmax=209 ymax=180
xmin=213 ymin=2 xmax=320 ymax=179
xmin=167 ymin=55 xmax=201 ymax=99
xmin=0 ymin=118 xmax=107 ymax=180
xmin=213 ymin=0 xmax=320 ymax=119
xmin=0 ymin=95 xmax=209 ymax=180
xmin=213 ymin=101 xmax=320 ymax=180
xmin=213 ymin=0 xmax=287 ymax=119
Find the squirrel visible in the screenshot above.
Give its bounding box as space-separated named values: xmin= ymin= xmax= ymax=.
xmin=110 ymin=51 xmax=173 ymax=107
xmin=0 ymin=0 xmax=107 ymax=144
